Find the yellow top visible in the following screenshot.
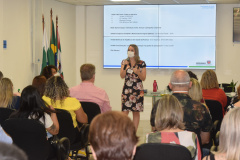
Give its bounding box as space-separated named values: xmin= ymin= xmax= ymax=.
xmin=42 ymin=96 xmax=81 ymax=128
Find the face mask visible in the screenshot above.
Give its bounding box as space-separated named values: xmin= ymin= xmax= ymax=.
xmin=127 ymin=51 xmax=135 ymax=58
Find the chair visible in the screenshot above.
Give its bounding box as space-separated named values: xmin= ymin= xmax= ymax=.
xmin=0 ymin=107 xmax=15 ymax=125
xmin=55 ymin=109 xmax=89 ymax=160
xmin=79 ymin=102 xmax=101 ymax=157
xmin=1 ymin=118 xmax=55 ymax=160
xmin=210 ymin=131 xmax=220 ymax=152
xmin=133 ymin=143 xmax=192 ymax=160
xmin=80 ymin=101 xmax=101 ymax=124
xmin=205 ymin=100 xmax=223 ymax=124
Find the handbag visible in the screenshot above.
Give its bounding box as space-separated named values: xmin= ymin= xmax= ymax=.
xmin=50 ymin=135 xmax=70 ymax=160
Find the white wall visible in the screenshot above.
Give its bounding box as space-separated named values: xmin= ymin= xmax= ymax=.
xmin=76 ymin=4 xmax=240 ymax=120
xmin=0 ymin=0 xmax=76 ymax=92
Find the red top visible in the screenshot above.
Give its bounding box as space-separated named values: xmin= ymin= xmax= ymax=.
xmin=202 ymin=88 xmax=227 ymax=115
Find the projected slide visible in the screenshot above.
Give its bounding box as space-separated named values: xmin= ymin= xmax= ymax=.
xmin=104 ymin=4 xmax=216 ymax=69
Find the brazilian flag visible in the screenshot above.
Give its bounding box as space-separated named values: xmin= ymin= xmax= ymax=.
xmin=48 ymin=20 xmax=57 ymax=66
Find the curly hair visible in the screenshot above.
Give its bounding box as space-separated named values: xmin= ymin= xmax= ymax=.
xmin=44 ymin=76 xmax=69 ymax=105
xmin=41 ymin=65 xmax=57 ymax=79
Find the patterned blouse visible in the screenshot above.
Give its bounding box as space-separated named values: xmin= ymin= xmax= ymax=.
xmin=146 ymin=131 xmax=201 ymax=160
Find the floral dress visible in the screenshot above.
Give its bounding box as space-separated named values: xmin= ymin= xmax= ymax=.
xmin=121 ymin=60 xmax=146 ymax=112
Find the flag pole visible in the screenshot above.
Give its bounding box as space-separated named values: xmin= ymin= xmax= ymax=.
xmin=50 ymin=8 xmax=52 ymax=40
xmin=56 ymin=16 xmax=58 ymax=29
xmin=56 ymin=16 xmax=58 ymax=70
xmin=42 ymin=14 xmax=44 ymax=32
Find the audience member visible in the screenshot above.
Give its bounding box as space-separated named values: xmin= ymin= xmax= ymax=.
xmin=10 ymin=85 xmax=59 ymax=138
xmin=0 ymin=71 xmax=3 ymax=80
xmin=168 ymin=70 xmax=212 ymax=147
xmin=41 ymin=65 xmax=57 ymax=79
xmin=200 ymin=70 xmax=227 ymax=116
xmin=146 ymin=95 xmax=201 ymax=160
xmin=189 ymin=78 xmax=205 ymax=104
xmin=0 ymin=78 xmax=20 ymax=110
xmin=70 ymin=64 xmax=111 ymax=113
xmin=0 ymin=142 xmax=27 ymax=160
xmin=167 ymin=71 xmax=198 ymax=92
xmin=227 ymin=84 xmax=240 ymax=112
xmin=203 ymin=107 xmax=240 ymax=160
xmin=32 ymin=75 xmax=47 ymax=97
xmin=89 ymin=111 xmax=138 ymax=160
xmin=43 ymin=76 xmax=88 ymax=141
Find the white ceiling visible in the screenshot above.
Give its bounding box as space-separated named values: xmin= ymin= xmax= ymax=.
xmin=55 ymin=0 xmax=240 ymax=6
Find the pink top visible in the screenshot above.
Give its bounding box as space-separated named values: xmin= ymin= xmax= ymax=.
xmin=69 ymin=82 xmax=111 ymax=113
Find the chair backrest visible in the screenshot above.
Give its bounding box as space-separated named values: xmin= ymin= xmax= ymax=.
xmin=1 ymin=118 xmax=52 ymax=160
xmin=0 ymin=107 xmax=15 ymax=125
xmin=80 ymin=101 xmax=101 ymax=124
xmin=55 ymin=109 xmax=77 ymax=144
xmin=205 ymin=99 xmax=223 ymax=123
xmin=133 ymin=143 xmax=192 ymax=160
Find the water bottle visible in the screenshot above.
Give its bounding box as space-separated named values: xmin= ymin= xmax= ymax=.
xmin=153 ymin=80 xmax=158 ymax=92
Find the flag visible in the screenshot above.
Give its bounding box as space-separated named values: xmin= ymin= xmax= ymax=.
xmin=48 ymin=20 xmax=56 ymax=66
xmin=41 ymin=25 xmax=49 ymax=74
xmin=56 ymin=24 xmax=64 ymax=79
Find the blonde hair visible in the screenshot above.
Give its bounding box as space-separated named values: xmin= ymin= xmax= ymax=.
xmin=189 ymin=78 xmax=203 ymax=102
xmin=237 ymin=84 xmax=240 ymax=99
xmin=218 ymin=107 xmax=240 ymax=160
xmin=200 ymin=70 xmax=219 ymax=89
xmin=0 ymin=78 xmax=13 ymax=108
xmin=155 ymin=95 xmax=185 ymax=131
xmin=44 ymin=76 xmax=69 ymax=105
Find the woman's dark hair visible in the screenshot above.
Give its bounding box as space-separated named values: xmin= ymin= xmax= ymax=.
xmin=187 ymin=71 xmax=198 ymax=80
xmin=41 ymin=65 xmax=57 ymax=79
xmin=32 ymin=75 xmax=47 ymax=97
xmin=10 ymin=85 xmax=53 ymax=122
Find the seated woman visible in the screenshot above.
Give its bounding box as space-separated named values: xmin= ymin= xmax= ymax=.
xmin=32 ymin=75 xmax=47 ymax=97
xmin=0 ymin=78 xmax=20 ymax=110
xmin=42 ymin=76 xmax=88 ymax=141
xmin=227 ymin=84 xmax=240 ymax=112
xmin=203 ymin=107 xmax=240 ymax=160
xmin=41 ymin=65 xmax=57 ymax=79
xmin=189 ymin=78 xmax=206 ymax=104
xmin=146 ymin=95 xmax=201 ymax=160
xmin=89 ymin=111 xmax=138 ymax=160
xmin=10 ymin=85 xmax=59 ymax=137
xmin=200 ymin=70 xmax=227 ymax=116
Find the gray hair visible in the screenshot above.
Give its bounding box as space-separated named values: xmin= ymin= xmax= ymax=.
xmin=170 ymin=70 xmax=190 ymax=89
xmin=0 ymin=142 xmax=27 ymax=160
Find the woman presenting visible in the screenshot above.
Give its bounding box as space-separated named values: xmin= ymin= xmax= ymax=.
xmin=120 ymin=44 xmax=146 ymax=130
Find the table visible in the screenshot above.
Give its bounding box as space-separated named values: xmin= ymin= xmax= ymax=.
xmin=144 ymin=91 xmax=171 ymax=106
